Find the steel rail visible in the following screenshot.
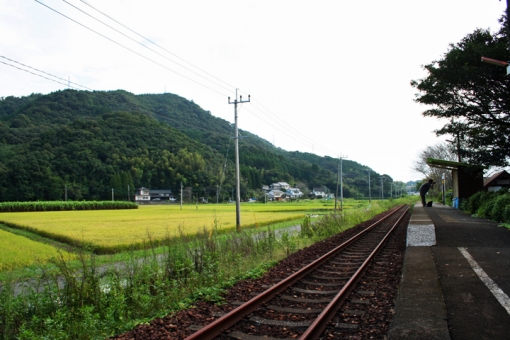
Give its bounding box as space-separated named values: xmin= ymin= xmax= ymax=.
xmin=300 ymin=204 xmax=410 ymax=339
xmin=185 ymin=204 xmax=407 ymax=340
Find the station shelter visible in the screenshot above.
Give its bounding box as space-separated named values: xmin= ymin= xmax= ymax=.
xmin=426 ymin=158 xmax=484 ymax=209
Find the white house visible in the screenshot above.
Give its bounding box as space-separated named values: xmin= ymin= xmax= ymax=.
xmin=135 ymin=187 xmax=150 ymax=203
xmin=311 ymin=187 xmax=327 ymax=198
xmin=286 ymin=187 xmax=303 ymax=200
xmin=135 ymin=188 xmax=174 ymax=204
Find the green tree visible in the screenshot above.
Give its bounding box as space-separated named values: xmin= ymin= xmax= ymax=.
xmin=411 ymin=16 xmax=510 ymax=167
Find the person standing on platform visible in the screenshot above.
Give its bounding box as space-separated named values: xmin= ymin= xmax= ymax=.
xmin=419 ymin=179 xmax=435 ymax=207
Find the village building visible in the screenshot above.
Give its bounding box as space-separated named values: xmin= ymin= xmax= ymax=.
xmin=484 ymin=170 xmax=510 ymax=192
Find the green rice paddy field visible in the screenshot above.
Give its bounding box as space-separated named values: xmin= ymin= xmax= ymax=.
xmin=0 ymin=200 xmax=355 ymax=270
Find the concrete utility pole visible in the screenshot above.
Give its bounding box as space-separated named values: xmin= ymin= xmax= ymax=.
xmin=380 ymin=177 xmax=385 ymax=200
xmin=340 ymin=155 xmax=347 ymax=211
xmin=335 ymin=155 xmax=347 ymax=212
xmin=112 ymin=188 xmax=114 ymax=201
xmin=180 ymin=182 xmax=183 ymax=210
xmin=229 ymin=90 xmax=250 ymax=232
xmin=334 ymin=157 xmax=340 ymax=213
xmin=366 ymin=169 xmax=371 ymax=203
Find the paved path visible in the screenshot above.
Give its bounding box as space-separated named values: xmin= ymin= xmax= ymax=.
xmin=390 ymin=203 xmax=510 ymax=339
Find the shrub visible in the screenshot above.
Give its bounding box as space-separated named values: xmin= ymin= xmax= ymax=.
xmin=489 ymin=191 xmax=510 ymax=223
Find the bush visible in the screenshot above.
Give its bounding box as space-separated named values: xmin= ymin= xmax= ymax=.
xmin=489 ymin=191 xmax=510 ymax=223
xmin=465 ymin=189 xmax=510 ymax=223
xmin=466 ymin=191 xmax=492 ymax=214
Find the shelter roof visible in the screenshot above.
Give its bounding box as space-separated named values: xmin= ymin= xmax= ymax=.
xmin=426 ymin=158 xmax=484 ymax=170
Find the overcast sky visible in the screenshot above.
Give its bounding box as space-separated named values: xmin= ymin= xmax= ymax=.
xmin=1 ymin=0 xmax=507 ymax=182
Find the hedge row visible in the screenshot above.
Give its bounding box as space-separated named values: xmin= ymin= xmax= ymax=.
xmin=463 ymin=189 xmax=510 ymax=223
xmin=0 ymin=201 xmax=138 ymax=213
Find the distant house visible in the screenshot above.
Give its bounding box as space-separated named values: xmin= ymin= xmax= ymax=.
xmin=277 ymin=182 xmax=291 ymax=190
xmin=262 ymin=185 xmax=270 ymax=192
xmin=268 ymin=190 xmax=286 ymax=201
xmin=286 ymin=187 xmax=303 ymax=200
xmin=484 ymin=170 xmax=510 ymax=192
xmin=270 ymin=182 xmax=291 ymax=191
xmin=135 ymin=188 xmax=174 ymax=204
xmin=135 ymin=187 xmax=150 ymax=203
xmin=270 ymin=183 xmax=282 ymax=191
xmin=311 ymin=187 xmax=327 ymax=198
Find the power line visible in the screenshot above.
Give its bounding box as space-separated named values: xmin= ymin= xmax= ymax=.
xmin=34 ymin=0 xmax=229 ymax=97
xmin=76 ymin=0 xmax=236 ymax=91
xmin=62 ymin=0 xmax=233 ymax=94
xmin=0 ymin=55 xmax=93 ymax=90
xmin=0 ymin=60 xmax=78 ymax=89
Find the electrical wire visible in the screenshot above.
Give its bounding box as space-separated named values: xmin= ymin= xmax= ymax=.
xmin=0 ymin=55 xmax=93 ymax=90
xmin=62 ymin=0 xmax=233 ymax=94
xmin=77 ymin=0 xmax=236 ymax=91
xmin=0 ymin=60 xmax=78 ymax=89
xmin=34 ymin=0 xmax=230 ymax=97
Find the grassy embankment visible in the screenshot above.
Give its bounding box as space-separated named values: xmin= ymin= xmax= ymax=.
xmin=0 ymin=197 xmax=417 ymax=339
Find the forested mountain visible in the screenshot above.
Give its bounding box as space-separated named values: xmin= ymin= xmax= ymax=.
xmin=0 ymin=90 xmax=396 ymax=202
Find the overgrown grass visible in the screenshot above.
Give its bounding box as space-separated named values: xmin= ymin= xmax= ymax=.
xmin=0 ymin=197 xmax=413 ymax=339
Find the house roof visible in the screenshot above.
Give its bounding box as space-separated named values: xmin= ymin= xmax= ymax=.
xmin=149 ymin=189 xmax=173 ymax=194
xmin=484 ymin=170 xmax=510 ymax=187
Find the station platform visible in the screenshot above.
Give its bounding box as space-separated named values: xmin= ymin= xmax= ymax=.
xmin=389 ymin=202 xmax=510 ymax=339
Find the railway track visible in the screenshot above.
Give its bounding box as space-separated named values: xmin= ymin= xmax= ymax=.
xmin=185 ymin=204 xmax=410 ymax=340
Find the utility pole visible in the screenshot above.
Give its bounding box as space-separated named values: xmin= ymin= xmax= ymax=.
xmin=127 ymin=185 xmax=130 ymax=202
xmin=65 ymin=184 xmax=67 ymax=202
xmin=380 ymin=177 xmax=385 ymax=200
xmin=340 ymin=155 xmax=347 ymax=211
xmin=180 ymin=182 xmax=183 ymax=210
xmin=334 ymin=157 xmax=340 ymax=213
xmin=112 ymin=188 xmax=114 ymax=201
xmin=229 ymin=90 xmax=250 ymax=232
xmin=366 ymin=170 xmax=371 ymax=203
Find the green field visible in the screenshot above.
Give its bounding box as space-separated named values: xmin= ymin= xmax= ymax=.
xmin=0 ymin=228 xmax=75 ymax=271
xmin=0 ymin=201 xmax=344 ymax=255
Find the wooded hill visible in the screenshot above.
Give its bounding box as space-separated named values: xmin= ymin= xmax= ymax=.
xmin=0 ymin=90 xmax=396 ymax=202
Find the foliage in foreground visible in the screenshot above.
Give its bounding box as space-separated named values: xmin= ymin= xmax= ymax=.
xmin=462 ymin=189 xmax=510 ymax=224
xmin=0 ymin=201 xmax=138 ymax=213
xmin=0 ymin=199 xmax=410 ymax=339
